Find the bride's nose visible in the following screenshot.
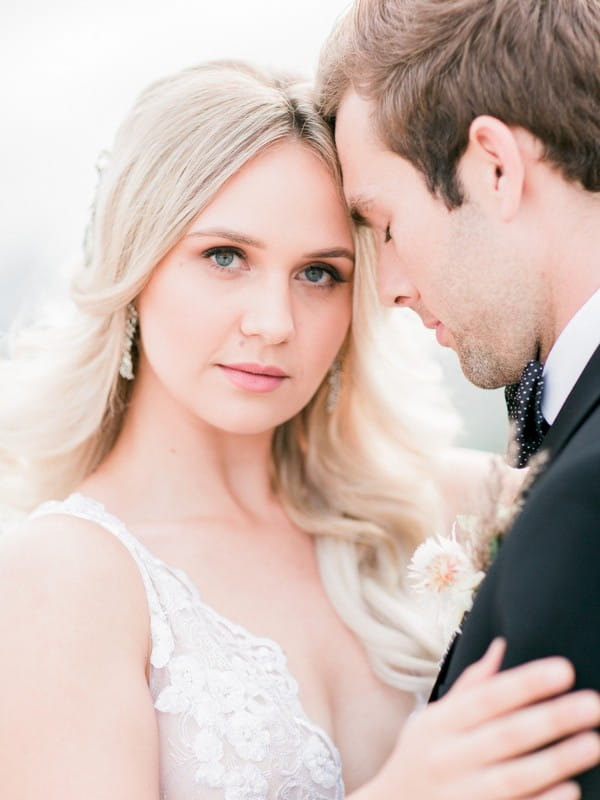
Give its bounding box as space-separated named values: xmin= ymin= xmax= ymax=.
xmin=239 ymin=277 xmax=295 ymax=345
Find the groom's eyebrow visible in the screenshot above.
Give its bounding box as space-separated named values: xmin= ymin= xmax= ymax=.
xmin=348 ymin=195 xmax=373 ymax=226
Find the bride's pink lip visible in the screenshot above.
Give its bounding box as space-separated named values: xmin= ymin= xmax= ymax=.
xmin=222 ymin=362 xmax=288 ymax=377
xmin=218 ymin=363 xmax=289 ymax=393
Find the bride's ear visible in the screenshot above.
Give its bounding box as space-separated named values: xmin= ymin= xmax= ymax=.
xmin=460 ymin=116 xmax=526 ymax=221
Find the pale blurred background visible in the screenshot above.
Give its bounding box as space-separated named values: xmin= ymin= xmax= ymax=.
xmin=1 ymin=0 xmax=507 ymax=452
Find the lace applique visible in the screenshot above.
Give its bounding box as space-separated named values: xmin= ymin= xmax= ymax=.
xmin=30 ymin=494 xmax=344 ymax=800
xmin=153 ymin=606 xmax=341 ymax=798
xmin=303 ymin=735 xmax=339 ymax=790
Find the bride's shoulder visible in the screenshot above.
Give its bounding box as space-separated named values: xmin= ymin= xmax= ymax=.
xmin=0 ymin=510 xmax=150 ymax=656
xmin=0 ymin=510 xmax=158 ymax=796
xmin=434 ymin=447 xmax=525 ymax=526
xmin=1 ymin=509 xmax=141 ymax=583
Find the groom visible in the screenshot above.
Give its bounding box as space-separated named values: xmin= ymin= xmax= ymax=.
xmin=319 ymin=0 xmax=600 ymax=793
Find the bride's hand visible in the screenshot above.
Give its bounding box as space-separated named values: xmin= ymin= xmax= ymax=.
xmin=362 ymin=639 xmax=600 ymax=800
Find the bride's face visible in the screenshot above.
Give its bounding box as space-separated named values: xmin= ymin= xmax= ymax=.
xmin=135 ymin=140 xmax=354 ymax=435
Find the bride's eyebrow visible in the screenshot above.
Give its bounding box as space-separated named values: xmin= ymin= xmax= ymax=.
xmin=303 ymin=247 xmax=355 ymax=263
xmin=185 ymin=228 xmax=266 ymax=248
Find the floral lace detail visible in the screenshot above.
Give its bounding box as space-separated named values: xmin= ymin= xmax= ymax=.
xmin=30 ymin=494 xmax=344 ymax=800
xmin=302 ymin=735 xmax=339 ymax=789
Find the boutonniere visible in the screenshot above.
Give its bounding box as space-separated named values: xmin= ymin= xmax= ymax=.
xmin=407 ymin=517 xmax=489 ymax=646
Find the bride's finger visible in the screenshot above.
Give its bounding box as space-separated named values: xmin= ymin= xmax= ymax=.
xmin=449 ymin=638 xmax=506 ymax=690
xmin=470 ymin=731 xmax=600 ymax=799
xmin=460 ymin=689 xmax=600 ymax=766
xmin=529 ymin=781 xmax=581 ymax=800
xmin=435 ymin=656 xmax=576 ymax=730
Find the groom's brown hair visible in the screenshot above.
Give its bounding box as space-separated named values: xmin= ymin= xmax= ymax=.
xmin=318 ymin=0 xmax=600 ymax=208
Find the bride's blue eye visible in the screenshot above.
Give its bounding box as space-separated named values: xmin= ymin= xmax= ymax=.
xmin=299 ymin=265 xmax=342 ymax=286
xmin=202 ymin=247 xmax=245 ymax=271
xmin=214 ymin=251 xmax=235 ymax=267
xmin=306 ymin=267 xmax=327 ymax=283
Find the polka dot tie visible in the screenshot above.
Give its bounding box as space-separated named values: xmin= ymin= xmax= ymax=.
xmin=505 ymin=359 xmax=550 ymax=468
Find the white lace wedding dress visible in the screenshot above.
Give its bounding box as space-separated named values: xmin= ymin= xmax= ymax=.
xmin=31 ymin=493 xmax=344 ymax=800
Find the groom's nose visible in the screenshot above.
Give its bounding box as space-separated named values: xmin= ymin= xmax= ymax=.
xmin=377 ymin=248 xmax=420 ymax=309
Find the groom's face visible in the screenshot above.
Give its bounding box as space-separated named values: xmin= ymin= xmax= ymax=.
xmin=335 ymin=89 xmax=539 ymax=389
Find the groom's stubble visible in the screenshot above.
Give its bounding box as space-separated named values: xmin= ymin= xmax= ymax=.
xmin=437 ymin=200 xmax=547 ymax=390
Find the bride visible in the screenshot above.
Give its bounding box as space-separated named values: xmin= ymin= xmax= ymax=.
xmin=0 ymin=61 xmax=598 ymax=799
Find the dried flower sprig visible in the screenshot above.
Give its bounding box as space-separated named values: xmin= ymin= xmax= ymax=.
xmin=408 ymin=451 xmax=550 ymax=648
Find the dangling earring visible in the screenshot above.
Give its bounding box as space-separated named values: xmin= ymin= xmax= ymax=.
xmin=326 ymin=357 xmax=342 ymax=413
xmin=119 ymin=303 xmax=139 ymax=380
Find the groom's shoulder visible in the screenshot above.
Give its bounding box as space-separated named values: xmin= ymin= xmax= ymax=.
xmin=503 ymin=428 xmax=600 ymax=560
xmin=489 ymin=433 xmax=598 ymax=634
xmin=531 ymin=391 xmax=600 ymax=503
xmin=544 ymin=397 xmax=600 ymax=489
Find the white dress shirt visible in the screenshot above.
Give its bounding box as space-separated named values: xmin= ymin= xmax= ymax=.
xmin=542 ymin=288 xmax=600 ymax=424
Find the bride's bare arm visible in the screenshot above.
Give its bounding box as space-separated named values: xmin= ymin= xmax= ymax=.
xmin=348 ymin=640 xmax=600 ymax=800
xmin=0 ymin=516 xmax=160 ymax=800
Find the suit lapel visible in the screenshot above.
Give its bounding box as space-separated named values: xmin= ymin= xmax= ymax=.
xmin=542 ymin=344 xmax=600 ymax=460
xmin=430 ymin=346 xmax=599 ymax=703
xmin=428 ymin=632 xmax=461 ymax=701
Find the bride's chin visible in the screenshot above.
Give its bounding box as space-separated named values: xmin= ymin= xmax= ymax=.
xmin=197 ymin=408 xmax=300 ymax=437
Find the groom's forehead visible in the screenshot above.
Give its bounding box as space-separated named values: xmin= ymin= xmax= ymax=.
xmin=335 ymin=91 xmax=384 ymax=213
xmin=335 ymin=89 xmax=379 ymax=152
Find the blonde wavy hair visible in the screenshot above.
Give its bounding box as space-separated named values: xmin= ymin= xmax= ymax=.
xmin=0 ymin=61 xmax=458 ymax=691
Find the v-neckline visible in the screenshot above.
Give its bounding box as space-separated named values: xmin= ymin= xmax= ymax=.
xmin=67 ymin=492 xmax=343 ymax=770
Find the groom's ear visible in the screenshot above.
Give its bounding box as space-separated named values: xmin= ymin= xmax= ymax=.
xmin=459 ymin=116 xmax=528 ymax=221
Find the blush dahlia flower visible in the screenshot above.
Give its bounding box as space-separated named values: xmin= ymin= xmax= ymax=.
xmin=408 ymin=526 xmax=485 ymax=645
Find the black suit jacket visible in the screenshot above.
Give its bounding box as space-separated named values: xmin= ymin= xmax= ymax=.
xmin=430 ymin=345 xmax=600 ymax=795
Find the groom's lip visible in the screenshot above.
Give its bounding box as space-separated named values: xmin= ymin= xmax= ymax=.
xmin=422 ymin=317 xmax=450 ymax=346
xmin=435 ymin=322 xmax=450 ymax=346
